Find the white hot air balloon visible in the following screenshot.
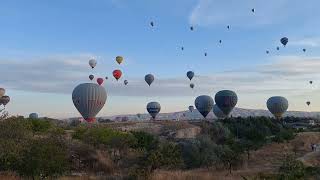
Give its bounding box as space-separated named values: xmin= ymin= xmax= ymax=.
xmin=72 ymin=83 xmax=107 ymax=123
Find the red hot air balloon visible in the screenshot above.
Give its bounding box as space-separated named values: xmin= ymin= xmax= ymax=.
xmin=97 ymin=78 xmax=104 ymax=85
xmin=113 ymin=70 xmax=122 ymax=81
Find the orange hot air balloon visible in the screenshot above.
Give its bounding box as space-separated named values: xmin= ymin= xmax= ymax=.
xmin=113 ymin=70 xmax=122 ymax=81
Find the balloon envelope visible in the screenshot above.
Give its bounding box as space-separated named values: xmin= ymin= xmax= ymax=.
xmin=116 ymin=56 xmax=123 ymax=65
xmin=195 ymin=95 xmax=214 ymax=118
xmin=0 ymin=88 xmax=5 ymax=98
xmin=89 ymin=59 xmax=97 ymax=69
xmin=267 ymin=96 xmax=288 ymax=119
xmin=124 ymin=80 xmax=128 ymax=85
xmin=215 ymin=90 xmax=238 ymax=116
xmin=89 ymin=75 xmax=94 ymax=81
xmin=213 ymin=104 xmax=227 ymax=119
xmin=145 ymin=74 xmax=154 ymax=86
xmin=147 ymin=102 xmax=161 ymax=119
xmin=29 ymin=113 xmax=39 ymax=119
xmin=187 ymin=71 xmax=194 ymax=80
xmin=113 ymin=70 xmax=122 ymax=81
xmin=280 ymin=37 xmax=288 ymax=46
xmin=190 ymin=83 xmax=195 ymax=89
xmin=72 ymin=83 xmax=107 ymax=123
xmin=97 ymin=78 xmax=104 ymax=85
xmin=0 ymin=96 xmax=10 ymax=106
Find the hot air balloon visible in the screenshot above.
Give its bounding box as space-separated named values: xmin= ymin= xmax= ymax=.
xmin=309 ymin=81 xmax=313 ymax=84
xmin=72 ymin=83 xmax=107 ymax=123
xmin=266 ymin=96 xmax=288 ymax=119
xmin=190 ymin=26 xmax=194 ymax=31
xmin=187 ymin=71 xmax=194 ymax=81
xmin=145 ymin=74 xmax=154 ymax=86
xmin=124 ymin=80 xmax=128 ymax=85
xmin=89 ymin=59 xmax=97 ymax=69
xmin=137 ymin=113 xmax=141 ymax=118
xmin=204 ymin=52 xmax=207 ymax=56
xmin=276 ymin=47 xmax=280 ymax=51
xmin=116 ymin=56 xmax=123 ymax=65
xmin=113 ymin=70 xmax=122 ymax=81
xmin=213 ymin=104 xmax=227 ymax=119
xmin=181 ymin=47 xmax=184 ymax=51
xmin=190 ymin=83 xmax=195 ymax=89
xmin=105 ymin=76 xmax=108 ymax=80
xmin=29 ymin=113 xmax=39 ymax=119
xmin=303 ymin=48 xmax=306 ymax=52
xmin=251 ymin=8 xmax=255 ymax=13
xmin=0 ymin=88 xmax=5 ymax=98
xmin=306 ymin=101 xmax=311 ymax=106
xmin=215 ymin=90 xmax=238 ymax=116
xmin=147 ymin=102 xmax=161 ymax=119
xmin=188 ymin=105 xmax=194 ymax=112
xmin=0 ymin=96 xmax=10 ymax=106
xmin=150 ymin=21 xmax=154 ymax=27
xmin=195 ymin=95 xmax=214 ymax=118
xmin=89 ymin=75 xmax=94 ymax=81
xmin=227 ymin=25 xmax=230 ymax=29
xmin=266 ymin=50 xmax=270 ymax=54
xmin=280 ymin=37 xmax=288 ymax=46
xmin=219 ymin=40 xmax=222 ymax=43
xmin=97 ymin=78 xmax=104 ymax=85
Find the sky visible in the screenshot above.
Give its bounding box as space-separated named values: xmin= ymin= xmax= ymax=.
xmin=1 ymin=0 xmax=320 ymax=118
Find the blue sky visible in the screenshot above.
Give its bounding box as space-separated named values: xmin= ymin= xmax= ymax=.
xmin=1 ymin=0 xmax=320 ymax=118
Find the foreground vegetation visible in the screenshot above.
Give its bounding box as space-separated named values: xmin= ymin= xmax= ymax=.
xmin=0 ymin=116 xmax=319 ymax=179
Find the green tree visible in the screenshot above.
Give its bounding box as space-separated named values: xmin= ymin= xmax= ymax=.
xmin=17 ymin=137 xmax=69 ymax=179
xmin=277 ymin=155 xmax=306 ymax=180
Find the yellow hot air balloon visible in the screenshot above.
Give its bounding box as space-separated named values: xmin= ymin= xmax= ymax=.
xmin=116 ymin=56 xmax=123 ymax=65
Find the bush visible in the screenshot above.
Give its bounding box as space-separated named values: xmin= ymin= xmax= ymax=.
xmin=277 ymin=155 xmax=306 ymax=180
xmin=272 ymin=129 xmax=295 ymax=143
xmin=28 ymin=119 xmax=52 ymax=134
xmin=131 ymin=131 xmax=158 ymax=151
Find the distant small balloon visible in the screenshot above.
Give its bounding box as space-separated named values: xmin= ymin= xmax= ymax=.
xmin=97 ymin=78 xmax=104 ymax=85
xmin=145 ymin=74 xmax=155 ymax=86
xmin=280 ymin=37 xmax=289 ymax=46
xmin=105 ymin=76 xmax=108 ymax=80
xmin=147 ymin=102 xmax=161 ymax=119
xmin=204 ymin=52 xmax=207 ymax=56
xmin=89 ymin=75 xmax=94 ymax=81
xmin=190 ymin=83 xmax=195 ymax=89
xmin=227 ymin=25 xmax=230 ymax=29
xmin=113 ymin=70 xmax=122 ymax=81
xmin=124 ymin=80 xmax=128 ymax=85
xmin=266 ymin=50 xmax=270 ymax=54
xmin=219 ymin=40 xmax=222 ymax=43
xmin=116 ymin=56 xmax=123 ymax=65
xmin=89 ymin=59 xmax=97 ymax=69
xmin=181 ymin=47 xmax=184 ymax=51
xmin=306 ymin=101 xmax=311 ymax=106
xmin=190 ymin=26 xmax=194 ymax=31
xmin=187 ymin=71 xmax=194 ymax=81
xmin=29 ymin=113 xmax=39 ymax=119
xmin=251 ymin=8 xmax=255 ymax=13
xmin=188 ymin=105 xmax=194 ymax=112
xmin=276 ymin=47 xmax=280 ymax=51
xmin=303 ymin=48 xmax=306 ymax=52
xmin=309 ymin=81 xmax=313 ymax=84
xmin=150 ymin=21 xmax=154 ymax=27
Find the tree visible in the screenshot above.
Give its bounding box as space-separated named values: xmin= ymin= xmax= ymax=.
xmin=17 ymin=137 xmax=69 ymax=179
xmin=277 ymin=155 xmax=306 ymax=180
xmin=217 ymin=145 xmax=243 ymax=174
xmin=131 ymin=131 xmax=158 ymax=152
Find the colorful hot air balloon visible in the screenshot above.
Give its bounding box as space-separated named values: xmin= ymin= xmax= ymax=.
xmin=147 ymin=102 xmax=161 ymax=119
xmin=113 ymin=70 xmax=122 ymax=81
xmin=145 ymin=74 xmax=154 ymax=86
xmin=89 ymin=75 xmax=94 ymax=81
xmin=195 ymin=95 xmax=214 ymax=118
xmin=124 ymin=80 xmax=128 ymax=85
xmin=72 ymin=83 xmax=107 ymax=123
xmin=215 ymin=90 xmax=238 ymax=116
xmin=116 ymin=56 xmax=123 ymax=65
xmin=188 ymin=105 xmax=194 ymax=112
xmin=213 ymin=104 xmax=227 ymax=119
xmin=190 ymin=83 xmax=195 ymax=89
xmin=280 ymin=37 xmax=289 ymax=46
xmin=97 ymin=78 xmax=104 ymax=85
xmin=187 ymin=71 xmax=194 ymax=81
xmin=0 ymin=96 xmax=10 ymax=106
xmin=267 ymin=96 xmax=288 ymax=119
xmin=89 ymin=59 xmax=97 ymax=69
xmin=29 ymin=113 xmax=39 ymax=119
xmin=0 ymin=88 xmax=5 ymax=98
